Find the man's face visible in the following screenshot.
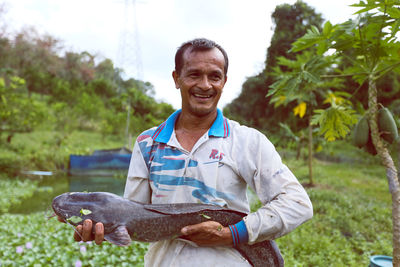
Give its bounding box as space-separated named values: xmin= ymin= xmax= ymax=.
xmin=173 ymin=47 xmax=227 ymax=117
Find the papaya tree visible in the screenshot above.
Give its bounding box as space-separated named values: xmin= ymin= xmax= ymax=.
xmin=269 ymin=50 xmax=356 ymax=185
xmin=274 ymin=0 xmax=400 ymax=264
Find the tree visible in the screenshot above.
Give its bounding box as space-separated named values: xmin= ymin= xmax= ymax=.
xmin=269 ymin=50 xmax=356 ymax=185
xmin=0 ymin=73 xmax=46 ymax=142
xmin=225 ymin=0 xmax=324 ymax=133
xmin=276 ymin=0 xmax=400 ymax=264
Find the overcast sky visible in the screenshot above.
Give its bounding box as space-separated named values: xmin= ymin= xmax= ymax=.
xmin=3 ymin=0 xmax=356 ymax=109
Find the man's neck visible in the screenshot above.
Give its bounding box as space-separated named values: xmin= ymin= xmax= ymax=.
xmin=175 ymin=109 xmax=217 ymax=132
xmin=174 ymin=109 xmax=218 ymax=151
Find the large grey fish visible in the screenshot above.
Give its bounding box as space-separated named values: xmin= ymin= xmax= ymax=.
xmin=52 ymin=192 xmax=284 ymax=267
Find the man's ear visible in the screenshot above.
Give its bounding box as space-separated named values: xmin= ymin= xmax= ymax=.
xmin=172 ymin=70 xmax=180 ymax=89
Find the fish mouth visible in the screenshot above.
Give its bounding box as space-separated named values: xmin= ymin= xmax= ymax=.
xmin=47 ymin=212 xmax=57 ymax=220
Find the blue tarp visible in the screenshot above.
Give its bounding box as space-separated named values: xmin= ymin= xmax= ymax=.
xmin=69 ymin=154 xmax=132 ymax=170
xmin=68 ymin=147 xmax=132 ymax=176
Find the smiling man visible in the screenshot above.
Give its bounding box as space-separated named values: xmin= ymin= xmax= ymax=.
xmin=73 ymin=38 xmax=313 ymax=266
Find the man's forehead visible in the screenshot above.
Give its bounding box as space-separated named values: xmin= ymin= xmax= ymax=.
xmin=182 ymin=47 xmax=225 ymax=68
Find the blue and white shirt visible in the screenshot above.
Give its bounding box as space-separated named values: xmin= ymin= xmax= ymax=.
xmin=124 ymin=109 xmax=313 ymax=267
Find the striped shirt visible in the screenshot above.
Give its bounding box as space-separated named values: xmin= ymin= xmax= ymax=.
xmin=124 ymin=109 xmax=313 ymax=266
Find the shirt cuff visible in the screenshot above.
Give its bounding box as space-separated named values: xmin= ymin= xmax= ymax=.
xmin=228 ymin=220 xmax=249 ymax=246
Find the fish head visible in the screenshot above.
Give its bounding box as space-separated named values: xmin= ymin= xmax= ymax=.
xmin=52 ymin=191 xmax=121 ymax=225
xmin=52 ymin=191 xmax=135 ymax=247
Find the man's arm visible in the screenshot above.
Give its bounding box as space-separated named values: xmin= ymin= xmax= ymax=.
xmin=239 ymin=130 xmax=313 ymax=244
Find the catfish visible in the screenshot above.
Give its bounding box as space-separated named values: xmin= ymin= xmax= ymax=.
xmin=52 ymin=192 xmax=284 ymax=267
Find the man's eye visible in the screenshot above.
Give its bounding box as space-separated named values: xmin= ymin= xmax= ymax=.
xmin=210 ymin=75 xmax=222 ymax=81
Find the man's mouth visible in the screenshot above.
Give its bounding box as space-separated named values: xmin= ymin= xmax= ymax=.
xmin=193 ymin=93 xmax=213 ymax=99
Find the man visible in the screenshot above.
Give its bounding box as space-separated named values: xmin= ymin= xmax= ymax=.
xmin=73 ymin=38 xmax=313 ymax=266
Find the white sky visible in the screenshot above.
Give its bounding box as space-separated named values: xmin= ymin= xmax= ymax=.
xmin=3 ymin=0 xmax=357 ymax=109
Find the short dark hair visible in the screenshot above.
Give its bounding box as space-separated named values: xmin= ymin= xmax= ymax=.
xmin=174 ymin=38 xmax=229 ymax=76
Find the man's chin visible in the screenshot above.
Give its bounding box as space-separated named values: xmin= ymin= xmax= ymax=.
xmin=187 ymin=105 xmax=217 ymax=118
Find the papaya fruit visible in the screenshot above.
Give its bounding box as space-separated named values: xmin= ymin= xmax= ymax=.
xmin=364 ymin=132 xmax=377 ymax=156
xmin=353 ymin=116 xmax=369 ymax=148
xmin=378 ymin=107 xmax=399 ymax=144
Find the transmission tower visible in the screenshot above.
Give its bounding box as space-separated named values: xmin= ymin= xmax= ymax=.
xmin=116 ymin=0 xmax=144 ymax=148
xmin=116 ymin=0 xmax=143 ymax=80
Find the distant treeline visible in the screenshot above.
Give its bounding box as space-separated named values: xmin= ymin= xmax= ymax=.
xmin=224 ymin=1 xmax=400 ymax=143
xmin=0 ymin=6 xmax=174 ymax=143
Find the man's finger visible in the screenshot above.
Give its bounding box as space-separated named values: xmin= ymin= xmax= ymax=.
xmin=94 ymin=222 xmax=104 ymax=245
xmin=74 ymin=225 xmax=83 ymax=242
xmin=82 ymin=219 xmax=93 ymax=242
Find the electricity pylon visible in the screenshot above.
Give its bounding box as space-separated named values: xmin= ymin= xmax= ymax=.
xmin=116 ymin=0 xmax=144 ymax=148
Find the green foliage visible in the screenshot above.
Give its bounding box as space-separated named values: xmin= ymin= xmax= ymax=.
xmin=0 ymin=154 xmax=391 ymax=266
xmin=225 ymin=1 xmax=324 ymax=133
xmin=0 ymin=176 xmax=38 ymax=213
xmin=0 ymin=24 xmax=174 ymax=141
xmin=0 ymin=75 xmax=47 ymax=137
xmin=312 ymin=105 xmax=358 ymax=141
xmin=251 ymin=156 xmax=391 ymax=266
xmin=269 ymin=51 xmax=336 ymax=106
xmin=276 ymin=0 xmax=400 ymax=144
xmin=0 ymin=212 xmax=148 ymax=266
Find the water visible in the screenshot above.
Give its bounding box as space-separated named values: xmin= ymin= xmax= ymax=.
xmin=68 ymin=175 xmax=126 ymax=196
xmin=11 ymin=173 xmax=127 ymax=214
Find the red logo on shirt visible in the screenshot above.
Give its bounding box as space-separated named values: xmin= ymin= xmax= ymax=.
xmin=209 ymin=149 xmax=224 ymax=160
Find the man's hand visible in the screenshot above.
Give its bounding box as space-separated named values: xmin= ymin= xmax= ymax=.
xmin=180 ymin=221 xmax=233 ymax=247
xmin=57 ymin=216 xmax=104 ymax=245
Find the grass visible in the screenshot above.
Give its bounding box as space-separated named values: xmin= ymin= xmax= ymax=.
xmin=276 ymin=158 xmax=392 ymax=266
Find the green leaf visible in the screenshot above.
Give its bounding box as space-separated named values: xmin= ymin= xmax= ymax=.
xmin=311 ymin=106 xmax=358 ymax=141
xmin=303 ymin=70 xmax=320 ymax=84
xmin=291 ymin=27 xmax=325 ymax=52
xmin=386 ymin=6 xmax=400 ymax=19
xmin=67 ymin=216 xmax=83 ymax=224
xmin=200 ymin=214 xmax=211 ymax=220
xmin=322 ymin=21 xmax=333 ymax=37
xmin=80 ymin=209 xmax=92 ymax=216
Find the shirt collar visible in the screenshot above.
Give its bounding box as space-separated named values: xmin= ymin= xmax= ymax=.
xmin=151 ymin=109 xmax=230 ymax=143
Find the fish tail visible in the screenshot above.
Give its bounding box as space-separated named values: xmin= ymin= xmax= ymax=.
xmin=236 ymin=240 xmax=284 ymax=267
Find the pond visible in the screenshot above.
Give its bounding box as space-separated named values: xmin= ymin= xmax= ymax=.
xmin=11 ymin=172 xmax=127 ymax=214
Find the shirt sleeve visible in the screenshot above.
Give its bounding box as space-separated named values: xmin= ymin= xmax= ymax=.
xmin=237 ymin=129 xmax=313 ymax=244
xmin=123 ymin=139 xmax=152 ymax=204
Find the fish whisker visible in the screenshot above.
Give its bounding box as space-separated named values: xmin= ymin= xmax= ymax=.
xmin=65 ymin=220 xmax=84 ymax=241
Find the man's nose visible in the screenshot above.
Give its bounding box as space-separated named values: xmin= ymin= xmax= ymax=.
xmin=198 ymin=76 xmax=212 ymax=90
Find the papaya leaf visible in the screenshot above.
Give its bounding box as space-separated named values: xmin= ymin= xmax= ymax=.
xmin=291 ymin=26 xmax=325 ymax=53
xmin=279 ymin=123 xmax=300 ymax=141
xmin=311 ymin=106 xmax=358 ymax=141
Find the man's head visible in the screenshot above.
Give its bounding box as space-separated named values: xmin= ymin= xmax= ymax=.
xmin=174 ymin=38 xmax=229 ymax=77
xmin=172 ymin=38 xmax=228 ymax=118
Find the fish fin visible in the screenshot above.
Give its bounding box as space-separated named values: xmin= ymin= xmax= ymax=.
xmin=104 ymin=226 xmax=131 ymax=247
xmin=144 ymin=203 xmax=239 ymax=215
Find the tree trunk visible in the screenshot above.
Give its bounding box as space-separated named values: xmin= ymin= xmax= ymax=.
xmin=368 ymin=77 xmax=400 ymax=266
xmin=308 ymin=116 xmax=313 ymax=185
xmin=296 ymin=142 xmax=302 ymax=160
